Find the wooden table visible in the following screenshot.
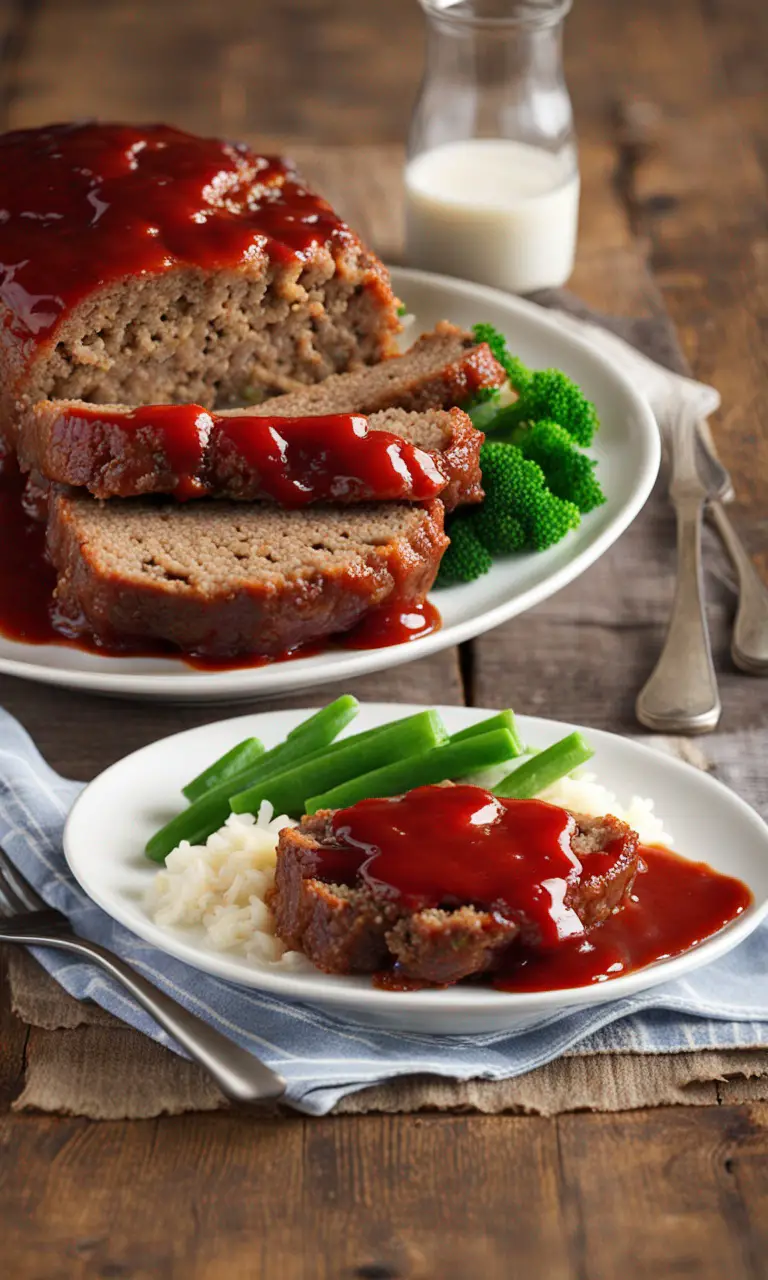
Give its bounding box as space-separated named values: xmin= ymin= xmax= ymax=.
xmin=2 ymin=1 xmax=768 ymax=1275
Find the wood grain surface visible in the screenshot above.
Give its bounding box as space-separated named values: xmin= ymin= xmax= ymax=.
xmin=1 ymin=1 xmax=767 ymax=1276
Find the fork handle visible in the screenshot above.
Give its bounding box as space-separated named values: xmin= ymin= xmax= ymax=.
xmin=709 ymin=501 xmax=768 ymax=675
xmin=636 ymin=494 xmax=722 ymax=733
xmin=15 ymin=932 xmax=286 ymax=1104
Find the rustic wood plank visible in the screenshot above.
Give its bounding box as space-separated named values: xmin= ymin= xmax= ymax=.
xmin=555 ymin=1104 xmax=768 ymax=1280
xmin=2 ymin=1106 xmax=767 ymax=1278
xmin=4 ymin=0 xmax=424 ymax=146
xmin=0 ymin=0 xmax=32 ymax=128
xmin=0 ymin=1112 xmax=570 ymax=1279
xmin=566 ymin=0 xmax=768 ymax=575
xmin=0 ymin=4 xmax=766 ymax=1278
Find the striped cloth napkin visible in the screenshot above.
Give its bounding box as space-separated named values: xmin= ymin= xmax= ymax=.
xmin=1 ymin=707 xmax=767 ymax=1116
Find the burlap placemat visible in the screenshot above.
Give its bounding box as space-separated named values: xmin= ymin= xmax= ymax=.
xmin=9 ymin=946 xmax=768 ymax=1117
xmin=5 ymin=154 xmax=767 ymax=1116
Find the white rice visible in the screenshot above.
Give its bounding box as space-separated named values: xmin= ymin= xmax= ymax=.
xmin=540 ymin=773 xmax=672 ymax=846
xmin=148 ymin=772 xmax=671 ymax=963
xmin=147 ymin=801 xmax=307 ymax=967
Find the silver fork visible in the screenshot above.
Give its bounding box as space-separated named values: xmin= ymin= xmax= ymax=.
xmin=694 ymin=429 xmax=768 ymax=676
xmin=0 ymin=844 xmax=286 ymax=1104
xmin=636 ymin=399 xmax=722 ymax=734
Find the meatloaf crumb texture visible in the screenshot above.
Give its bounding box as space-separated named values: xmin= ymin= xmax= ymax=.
xmin=242 ymin=321 xmax=506 ymax=417
xmin=269 ymin=808 xmax=641 ymax=985
xmin=46 ymin=492 xmax=447 ymax=657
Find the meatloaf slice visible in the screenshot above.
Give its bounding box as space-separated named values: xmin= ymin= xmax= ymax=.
xmin=269 ymin=806 xmax=641 ymax=986
xmin=267 ymin=822 xmax=403 ymax=972
xmin=19 ymin=403 xmax=483 ymax=509
xmin=0 ymin=122 xmax=401 ymax=447
xmin=238 ymin=321 xmax=507 ymax=416
xmin=45 ymin=492 xmax=447 ymax=658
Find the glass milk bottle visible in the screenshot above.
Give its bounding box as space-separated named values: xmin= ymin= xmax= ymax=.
xmin=405 ymin=0 xmax=579 ymax=293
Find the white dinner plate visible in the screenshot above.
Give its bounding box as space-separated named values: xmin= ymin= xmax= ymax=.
xmin=64 ymin=704 xmax=768 ymax=1034
xmin=0 ymin=268 xmax=660 ymax=701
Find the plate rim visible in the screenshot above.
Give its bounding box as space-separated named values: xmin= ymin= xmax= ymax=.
xmin=63 ymin=703 xmax=768 ymax=1018
xmin=0 ymin=267 xmax=661 ymax=698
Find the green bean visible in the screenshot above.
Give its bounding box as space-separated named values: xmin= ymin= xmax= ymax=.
xmin=492 ymin=731 xmax=594 ymax=800
xmin=449 ymin=710 xmax=523 ymax=757
xmin=182 ymin=737 xmax=264 ymax=802
xmin=284 ymin=695 xmax=359 ymax=745
xmin=306 ymin=727 xmax=518 ymax=813
xmin=147 ymin=707 xmax=442 ymax=863
xmin=230 ymin=710 xmax=447 ymax=819
xmin=181 ymin=695 xmax=359 ymax=801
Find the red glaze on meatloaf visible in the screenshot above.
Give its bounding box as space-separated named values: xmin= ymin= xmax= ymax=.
xmin=0 ymin=122 xmax=401 ymax=445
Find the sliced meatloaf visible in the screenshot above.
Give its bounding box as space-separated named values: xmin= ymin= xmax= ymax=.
xmin=240 ymin=321 xmax=507 ymax=417
xmin=0 ymin=122 xmax=401 ymax=447
xmin=19 ymin=403 xmax=484 ymax=509
xmin=45 ymin=493 xmax=447 ymax=658
xmin=269 ymin=807 xmax=641 ymax=985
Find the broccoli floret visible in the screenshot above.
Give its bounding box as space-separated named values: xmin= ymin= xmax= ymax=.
xmin=437 ymin=442 xmax=581 ymax=585
xmin=511 ymin=420 xmax=606 ymax=514
xmin=478 ymin=442 xmax=580 ymax=551
xmin=497 ymin=371 xmax=599 ymax=448
xmin=471 ymin=323 xmax=599 ymax=447
xmin=437 ymin=518 xmax=493 ymax=585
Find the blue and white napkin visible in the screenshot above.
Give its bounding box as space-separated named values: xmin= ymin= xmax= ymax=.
xmin=1 ymin=706 xmax=767 ymax=1116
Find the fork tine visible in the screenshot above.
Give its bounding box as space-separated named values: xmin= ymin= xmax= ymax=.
xmin=0 ymin=844 xmax=49 ymax=913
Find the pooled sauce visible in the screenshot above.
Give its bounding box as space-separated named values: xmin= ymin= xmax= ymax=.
xmin=340 ymin=598 xmax=441 ymax=649
xmin=320 ymin=784 xmax=752 ymax=992
xmin=0 ymin=122 xmax=355 ymax=341
xmin=0 ymin=456 xmax=59 ymax=645
xmin=0 ymin=456 xmax=441 ymax=664
xmin=494 ymin=844 xmax=752 ymax=992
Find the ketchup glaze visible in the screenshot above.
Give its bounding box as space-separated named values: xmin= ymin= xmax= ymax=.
xmin=63 ymin=404 xmax=447 ymax=504
xmin=216 ymin=413 xmax=446 ymax=504
xmin=331 ymin=788 xmax=588 ymax=947
xmin=321 ymin=784 xmax=753 ymax=991
xmin=0 ymin=122 xmax=356 ymax=341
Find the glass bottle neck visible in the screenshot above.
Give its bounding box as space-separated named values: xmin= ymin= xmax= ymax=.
xmin=410 ymin=1 xmax=575 ymax=158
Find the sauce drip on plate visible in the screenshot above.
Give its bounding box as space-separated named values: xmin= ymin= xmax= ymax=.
xmin=494 ymin=844 xmax=752 ymax=991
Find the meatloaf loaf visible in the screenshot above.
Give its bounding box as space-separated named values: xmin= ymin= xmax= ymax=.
xmin=46 ymin=492 xmax=447 ymax=658
xmin=19 ymin=403 xmax=484 ymax=509
xmin=0 ymin=122 xmax=401 ymax=447
xmin=269 ymin=809 xmax=640 ymax=985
